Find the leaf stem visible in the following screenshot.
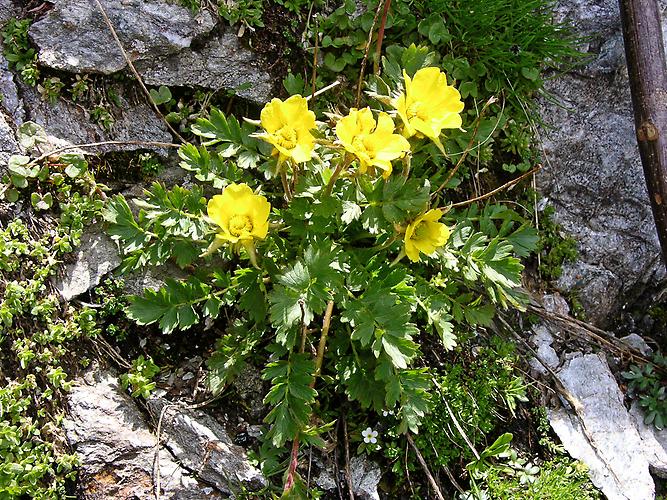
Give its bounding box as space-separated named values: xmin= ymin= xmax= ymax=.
xmin=324 ymin=155 xmax=352 ymax=196
xmin=314 ymin=300 xmax=335 ymax=377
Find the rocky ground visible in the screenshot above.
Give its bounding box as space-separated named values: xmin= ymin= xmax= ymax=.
xmin=0 ymin=0 xmax=666 ymax=498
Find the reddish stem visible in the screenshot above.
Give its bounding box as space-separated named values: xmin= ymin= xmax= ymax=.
xmin=374 ymin=0 xmax=392 ymax=75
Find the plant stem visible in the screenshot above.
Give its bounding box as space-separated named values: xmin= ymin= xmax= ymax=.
xmin=373 ymin=0 xmax=392 ymax=75
xmin=314 ymin=300 xmax=335 ymax=377
xmin=324 ymin=155 xmax=351 ymax=196
xmin=406 ymin=433 xmax=446 ymax=500
xmin=442 ymin=165 xmax=541 ymax=210
xmin=432 ymin=96 xmax=497 ymax=198
xmin=355 ymin=0 xmax=384 ymax=107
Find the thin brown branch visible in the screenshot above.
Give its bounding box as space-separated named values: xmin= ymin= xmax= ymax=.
xmin=406 ymin=434 xmax=446 ymax=500
xmin=92 ymin=0 xmax=186 ymax=143
xmin=343 ymin=417 xmax=355 ymax=500
xmin=432 ymin=96 xmax=497 ymax=198
xmin=373 ymin=0 xmax=392 ymax=75
xmin=442 ymin=165 xmax=541 ymax=210
xmin=355 ymin=0 xmax=384 ymax=107
xmin=31 ymin=140 xmax=180 ymax=165
xmin=314 ymin=300 xmax=335 ymax=377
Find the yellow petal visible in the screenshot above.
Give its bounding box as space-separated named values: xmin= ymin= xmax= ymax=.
xmin=282 ymin=95 xmax=316 ymax=129
xmin=405 ymin=239 xmax=421 ymax=262
xmin=260 ymin=98 xmax=286 ymax=133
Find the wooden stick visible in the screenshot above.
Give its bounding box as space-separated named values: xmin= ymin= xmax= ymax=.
xmin=619 ymin=0 xmax=667 ymax=269
xmin=93 ymin=0 xmax=185 ymax=143
xmin=406 ymin=434 xmax=446 ymax=500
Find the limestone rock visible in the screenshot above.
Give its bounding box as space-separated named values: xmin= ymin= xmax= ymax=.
xmin=29 ymin=0 xmax=216 ymax=75
xmin=54 ymin=229 xmax=121 ymax=301
xmin=29 ymin=0 xmax=274 ymax=104
xmin=349 ymin=456 xmax=381 ymax=500
xmin=137 ymin=29 xmax=273 ymax=104
xmin=64 ymin=367 xmax=223 ymax=499
xmin=548 ymin=353 xmax=661 ymax=500
xmin=20 ymin=83 xmax=173 ymax=154
xmin=147 ymin=398 xmax=267 ymax=494
xmin=537 ymin=0 xmax=667 ymax=326
xmin=0 ymin=0 xmax=19 ymax=26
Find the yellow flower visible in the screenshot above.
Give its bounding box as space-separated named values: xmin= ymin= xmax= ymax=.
xmin=258 ymin=95 xmax=316 ymax=164
xmin=335 ymin=107 xmax=410 ymax=178
xmin=206 ymin=183 xmax=270 ymax=252
xmin=403 ymin=209 xmax=450 ymax=262
xmin=393 ymin=67 xmax=464 ymax=152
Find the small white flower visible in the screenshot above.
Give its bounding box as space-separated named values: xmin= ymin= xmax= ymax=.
xmin=361 ymin=427 xmax=378 ymax=444
xmin=382 ymin=409 xmax=394 ymax=417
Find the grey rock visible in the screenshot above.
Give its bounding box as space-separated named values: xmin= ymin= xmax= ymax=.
xmin=20 ymin=83 xmax=173 ymax=154
xmin=537 ymin=0 xmax=667 ymax=326
xmin=620 ymin=333 xmax=653 ymax=356
xmin=54 ymin=228 xmax=121 ymax=301
xmin=29 ymin=0 xmax=274 ymax=104
xmin=529 ymin=325 xmax=559 ymax=375
xmin=147 ymin=398 xmax=266 ymax=494
xmin=30 ymin=0 xmax=215 ymax=75
xmin=0 ymin=114 xmax=19 ymax=171
xmin=0 ymin=56 xmax=23 ymax=123
xmin=122 ymin=264 xmax=189 ymax=295
xmin=0 ymin=0 xmax=19 ymax=26
xmin=64 ymin=367 xmax=223 ymax=499
xmin=349 ymin=456 xmax=381 ymax=500
xmin=548 ymin=353 xmax=657 ymax=500
xmin=137 ymin=29 xmax=273 ymax=104
xmin=531 ymin=343 xmax=560 ymax=375
xmin=629 ymin=401 xmax=667 ymax=478
xmin=531 ymin=324 xmax=555 ymax=346
xmin=542 ymin=293 xmax=570 ymax=316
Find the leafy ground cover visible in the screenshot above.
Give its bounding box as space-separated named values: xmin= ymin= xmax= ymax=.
xmin=0 ymin=0 xmax=654 ymax=498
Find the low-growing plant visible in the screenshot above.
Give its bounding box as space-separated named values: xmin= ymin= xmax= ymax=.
xmin=0 ymin=123 xmax=107 ymax=496
xmin=121 ymin=355 xmax=161 ymax=398
xmin=623 ymin=352 xmax=667 ymax=430
xmin=105 ymin=56 xmax=538 ymax=493
xmin=2 ymin=18 xmax=39 ymax=85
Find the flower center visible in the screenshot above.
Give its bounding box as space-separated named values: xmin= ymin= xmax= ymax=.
xmin=351 ymin=136 xmax=375 ymax=158
xmin=275 ymin=126 xmax=298 ymax=150
xmin=412 ymin=220 xmax=430 ymax=240
xmin=228 ymin=214 xmax=253 ymax=237
xmin=406 ymin=102 xmax=428 ymax=121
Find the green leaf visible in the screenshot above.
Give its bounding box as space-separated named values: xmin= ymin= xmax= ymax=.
xmin=5 ymin=188 xmax=19 ymax=202
xmin=283 ymin=72 xmax=305 ymax=95
xmin=521 ymin=67 xmax=540 ymax=81
xmin=125 ymin=277 xmax=212 ymax=334
xmin=362 ymin=177 xmax=430 ymax=225
xmin=62 ymin=153 xmax=87 ymax=178
xmin=17 ymin=121 xmax=47 ymax=149
xmin=342 ymin=270 xmax=419 ymax=369
xmin=149 ymin=85 xmax=172 ymax=105
xmin=192 ymin=107 xmax=244 ymax=144
xmin=103 ymin=194 xmax=152 ymax=253
xmin=235 ymin=268 xmax=266 ymax=324
xmin=207 ymin=324 xmax=264 ymax=394
xmin=263 ymin=353 xmax=317 ymax=447
xmin=269 ymin=241 xmax=346 ymax=347
xmin=324 ymin=52 xmax=346 ymax=72
xmin=7 ymin=155 xmax=31 ymax=177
